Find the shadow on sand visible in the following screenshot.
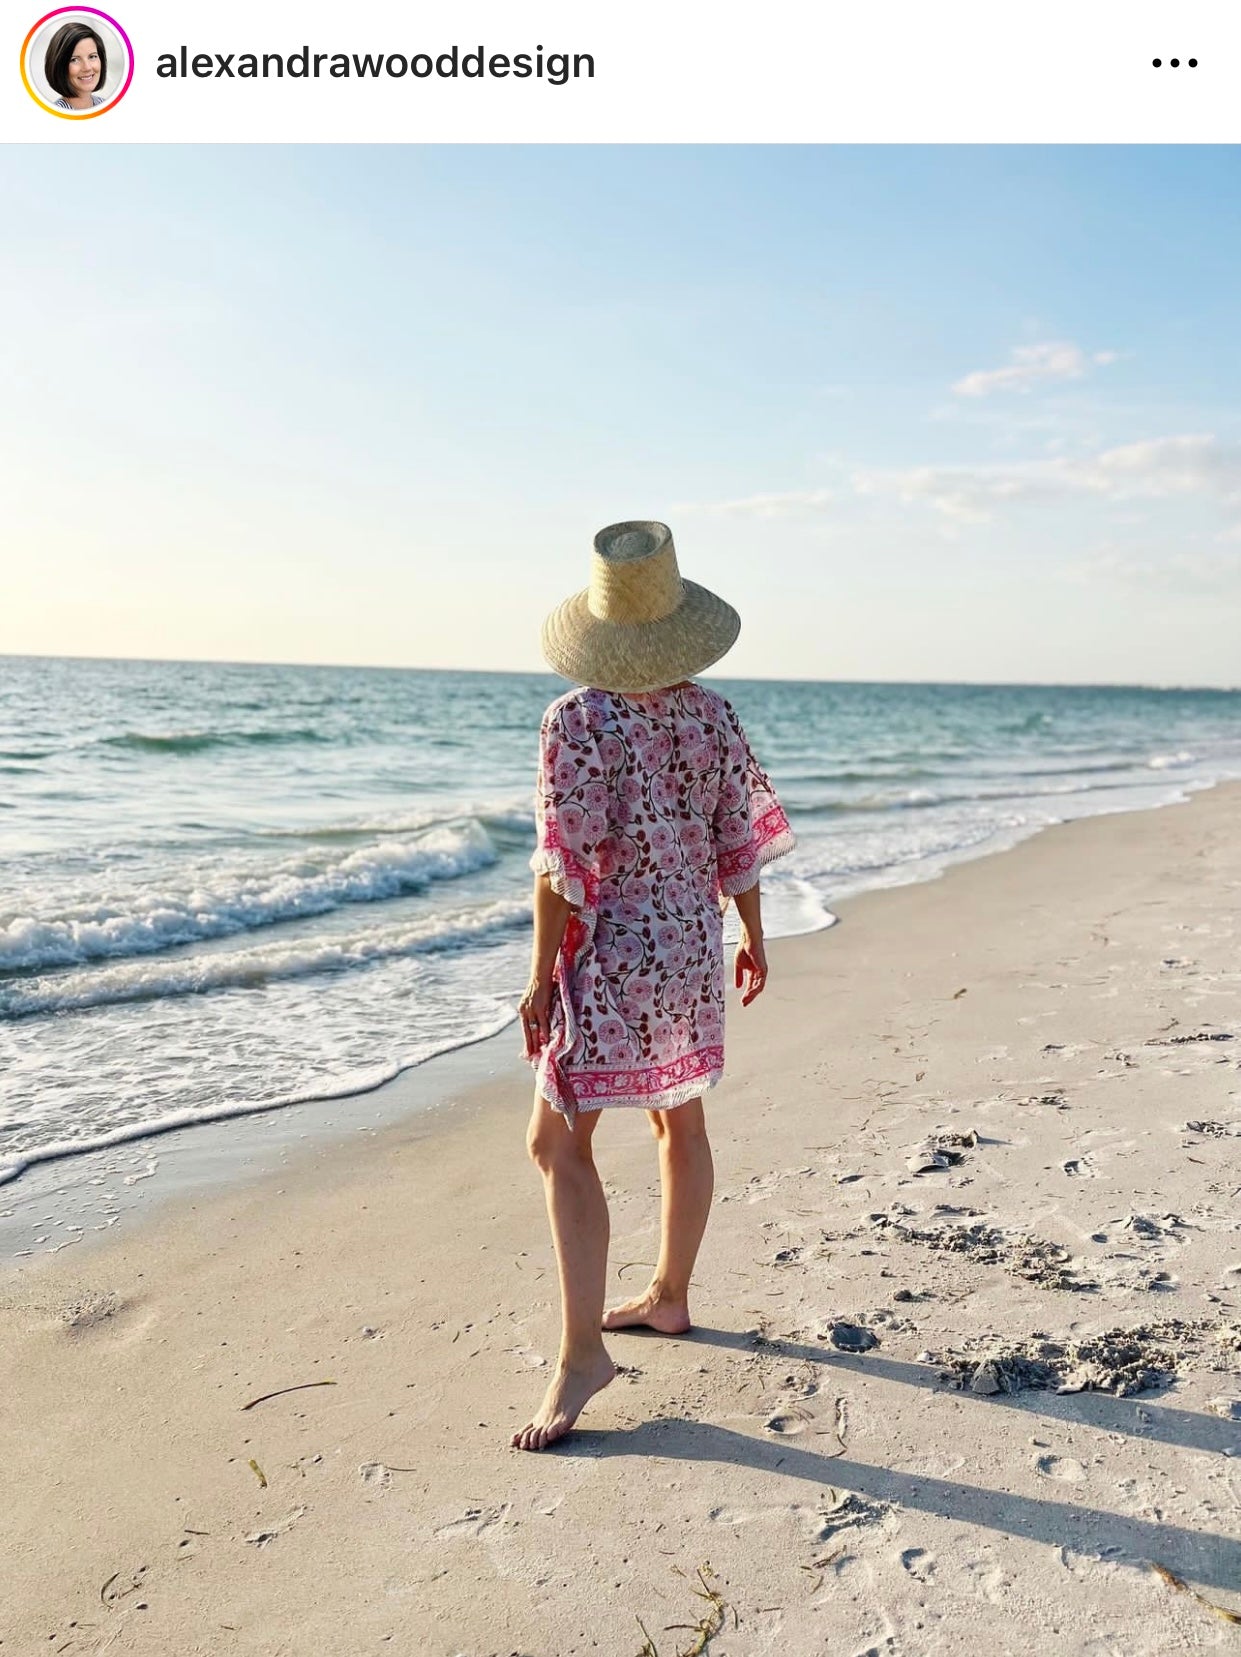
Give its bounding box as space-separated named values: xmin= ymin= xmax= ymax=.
xmin=557 ymin=1324 xmax=1241 ymax=1593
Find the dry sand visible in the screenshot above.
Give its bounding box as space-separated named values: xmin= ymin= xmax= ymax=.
xmin=3 ymin=784 xmax=1240 ymax=1656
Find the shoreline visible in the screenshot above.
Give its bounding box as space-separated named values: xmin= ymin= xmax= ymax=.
xmin=2 ymin=772 xmax=1239 ymax=1651
xmin=1 ymin=774 xmax=1232 ymax=1277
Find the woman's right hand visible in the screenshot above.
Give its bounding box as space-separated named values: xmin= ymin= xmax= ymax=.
xmin=519 ymin=976 xmax=553 ymax=1058
xmin=734 ymin=931 xmax=768 ymax=1006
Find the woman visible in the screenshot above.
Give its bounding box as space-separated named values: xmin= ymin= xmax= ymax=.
xmin=45 ymin=22 xmax=107 ymax=111
xmin=513 ymin=521 xmax=795 ymax=1451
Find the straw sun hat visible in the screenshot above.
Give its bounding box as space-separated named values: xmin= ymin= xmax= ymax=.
xmin=541 ymin=521 xmax=741 ymax=694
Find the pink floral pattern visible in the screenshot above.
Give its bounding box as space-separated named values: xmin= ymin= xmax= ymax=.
xmin=528 ymin=683 xmax=795 ymax=1121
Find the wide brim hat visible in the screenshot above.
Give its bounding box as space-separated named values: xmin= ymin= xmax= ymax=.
xmin=541 ymin=521 xmax=740 ymax=694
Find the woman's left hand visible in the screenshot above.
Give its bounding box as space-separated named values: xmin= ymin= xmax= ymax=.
xmin=519 ymin=976 xmax=553 ymax=1057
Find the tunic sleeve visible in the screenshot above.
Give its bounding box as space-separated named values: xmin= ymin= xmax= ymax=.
xmin=530 ymin=700 xmax=606 ymax=910
xmin=712 ymin=700 xmax=796 ymax=900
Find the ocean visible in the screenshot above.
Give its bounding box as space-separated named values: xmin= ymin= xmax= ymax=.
xmin=3 ymin=655 xmax=1240 ymax=1191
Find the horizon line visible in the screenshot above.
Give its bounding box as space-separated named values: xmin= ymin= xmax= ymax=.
xmin=0 ymin=649 xmax=1236 ymax=696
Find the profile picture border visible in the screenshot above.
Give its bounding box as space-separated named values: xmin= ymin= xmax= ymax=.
xmin=21 ymin=5 xmax=133 ymax=119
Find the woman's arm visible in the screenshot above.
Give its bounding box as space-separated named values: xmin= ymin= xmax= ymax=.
xmin=519 ymin=872 xmax=574 ymax=1057
xmin=731 ymin=881 xmax=768 ymax=1006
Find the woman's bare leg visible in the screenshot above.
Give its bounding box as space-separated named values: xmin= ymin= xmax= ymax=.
xmin=512 ymin=1091 xmax=615 ymax=1451
xmin=603 ymin=1096 xmax=713 ymax=1334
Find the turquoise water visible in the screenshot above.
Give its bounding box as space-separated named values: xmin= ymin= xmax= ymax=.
xmin=3 ymin=655 xmax=1240 ymax=1187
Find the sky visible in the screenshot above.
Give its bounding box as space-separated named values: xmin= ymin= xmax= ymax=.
xmin=2 ymin=144 xmax=1239 ymax=685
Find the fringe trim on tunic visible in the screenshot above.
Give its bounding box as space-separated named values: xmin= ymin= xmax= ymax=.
xmin=719 ymin=823 xmax=799 ymax=900
xmin=570 ymin=1069 xmax=722 ymax=1114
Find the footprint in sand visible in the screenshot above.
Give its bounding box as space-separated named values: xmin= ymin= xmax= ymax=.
xmin=962 ymin=1556 xmax=1012 ymax=1604
xmin=707 ymin=1503 xmax=796 ymax=1530
xmin=510 ymin=1345 xmax=548 ymax=1369
xmin=434 ymin=1502 xmax=511 ymax=1541
xmin=243 ymin=1506 xmax=307 ymax=1548
xmin=853 ymin=1634 xmax=900 ymax=1657
xmin=1035 ymin=1454 xmax=1087 ymax=1482
xmin=899 ymin=1546 xmax=937 ymax=1582
xmin=59 ymin=1289 xmax=128 ymax=1331
xmin=763 ymin=1409 xmax=811 ymax=1435
xmin=1061 ymin=1155 xmax=1097 ymax=1178
xmin=810 ymin=1491 xmax=891 ymax=1542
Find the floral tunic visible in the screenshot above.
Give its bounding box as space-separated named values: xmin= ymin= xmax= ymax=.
xmin=528 ymin=682 xmax=795 ymax=1121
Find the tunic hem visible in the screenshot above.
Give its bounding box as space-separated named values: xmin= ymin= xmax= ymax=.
xmin=535 ymin=1042 xmax=725 ymax=1125
xmin=569 ymin=1071 xmax=721 ymax=1113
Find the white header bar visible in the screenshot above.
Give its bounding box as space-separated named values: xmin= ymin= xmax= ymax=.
xmin=5 ymin=0 xmax=1240 ymax=144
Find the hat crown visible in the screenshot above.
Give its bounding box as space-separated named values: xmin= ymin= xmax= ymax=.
xmin=588 ymin=521 xmax=683 ymax=625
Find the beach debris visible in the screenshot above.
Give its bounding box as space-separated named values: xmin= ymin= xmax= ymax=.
xmin=99 ymin=1564 xmax=151 ymax=1617
xmin=241 ymin=1379 xmax=337 ymax=1411
xmin=929 ymin=1317 xmax=1231 ymax=1397
xmin=800 ymin=1545 xmax=846 ymax=1594
xmin=641 ymin=1561 xmax=734 ymax=1657
xmin=1119 ymin=1211 xmax=1187 ymax=1240
xmin=1018 ymin=1091 xmax=1069 ymax=1109
xmin=1149 ymin=1561 xmax=1241 ymax=1627
xmin=905 ymin=1128 xmax=979 ymax=1173
xmin=247 ymin=1458 xmax=267 ymax=1488
xmin=826 ymin=1321 xmax=879 ymax=1353
xmin=100 ymin=1564 xmax=149 ymax=1610
xmin=827 ymin=1394 xmax=849 ymax=1457
xmin=870 ymin=1213 xmax=1096 ymax=1291
xmin=969 ymin=1355 xmax=1057 ymax=1395
xmin=1148 ymin=1030 xmax=1234 ymax=1045
xmin=905 ymin=1147 xmax=957 ymax=1176
xmin=952 ymin=987 xmax=968 ymax=999
xmin=892 ymin=1287 xmax=915 ymax=1302
xmin=1207 ymin=1397 xmax=1241 ymax=1421
xmin=814 ymin=1488 xmax=888 ymax=1540
xmin=772 ymin=1246 xmax=804 ymax=1265
xmin=1184 ymin=1120 xmax=1241 ymax=1137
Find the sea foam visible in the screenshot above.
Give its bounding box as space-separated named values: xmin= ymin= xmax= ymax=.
xmin=0 ymin=896 xmax=533 ymax=1018
xmin=0 ymin=818 xmax=498 ymax=972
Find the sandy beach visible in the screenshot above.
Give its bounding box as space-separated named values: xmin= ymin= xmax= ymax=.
xmin=3 ymin=782 xmax=1240 ymax=1656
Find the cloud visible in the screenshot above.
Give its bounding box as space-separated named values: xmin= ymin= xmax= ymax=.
xmin=674 ymin=489 xmax=835 ymax=518
xmin=952 ymin=340 xmax=1119 ymax=398
xmin=855 ymin=434 xmax=1241 ymax=523
xmin=1066 ymin=545 xmax=1241 ymax=592
xmin=680 ymin=436 xmax=1241 ymax=533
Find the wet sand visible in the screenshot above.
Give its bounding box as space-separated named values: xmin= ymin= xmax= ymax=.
xmin=3 ymin=782 xmax=1239 ymax=1655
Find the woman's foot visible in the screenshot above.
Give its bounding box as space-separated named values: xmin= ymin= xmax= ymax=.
xmin=511 ymin=1351 xmax=616 ymax=1451
xmin=602 ymin=1286 xmax=692 ymax=1335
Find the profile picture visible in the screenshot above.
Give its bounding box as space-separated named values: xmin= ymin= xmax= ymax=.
xmin=21 ymin=7 xmax=133 ymax=118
